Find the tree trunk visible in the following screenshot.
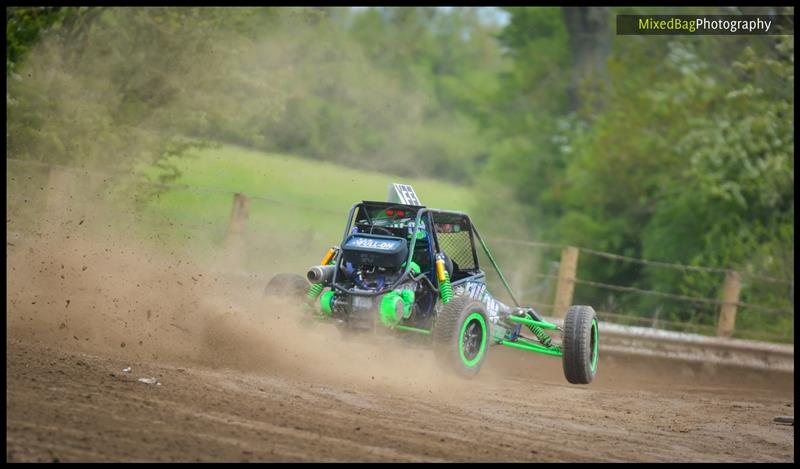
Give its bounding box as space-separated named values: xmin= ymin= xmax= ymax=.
xmin=561 ymin=7 xmax=612 ymax=113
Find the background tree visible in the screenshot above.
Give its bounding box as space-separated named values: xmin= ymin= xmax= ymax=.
xmin=6 ymin=6 xmax=794 ymax=339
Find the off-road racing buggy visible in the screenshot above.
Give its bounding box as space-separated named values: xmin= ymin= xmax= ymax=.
xmin=265 ymin=184 xmax=599 ymax=383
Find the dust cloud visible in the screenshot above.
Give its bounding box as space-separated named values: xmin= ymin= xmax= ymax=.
xmin=6 ymin=182 xmax=476 ymax=401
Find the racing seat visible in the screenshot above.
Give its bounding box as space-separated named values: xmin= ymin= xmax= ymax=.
xmin=410 ymin=238 xmax=455 ymax=280
xmin=408 ymin=227 xmax=457 ymax=280
xmin=442 ymin=254 xmax=455 ymax=278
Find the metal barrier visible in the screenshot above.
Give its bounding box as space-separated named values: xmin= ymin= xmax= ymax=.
xmin=543 ymin=316 xmax=794 ymax=373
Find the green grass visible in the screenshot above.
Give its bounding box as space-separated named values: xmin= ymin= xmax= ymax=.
xmin=137 ymin=144 xmax=476 ymax=271
xmin=133 ymin=145 xmax=547 ymax=309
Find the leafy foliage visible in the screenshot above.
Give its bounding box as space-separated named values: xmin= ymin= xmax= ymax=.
xmin=6 ymin=6 xmax=794 ymax=341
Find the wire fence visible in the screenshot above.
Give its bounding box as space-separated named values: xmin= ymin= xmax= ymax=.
xmin=7 ymin=158 xmax=795 ymax=343
xmin=572 ymin=278 xmax=791 ymax=316
xmin=493 ymin=237 xmax=794 ymax=286
xmin=500 ymin=269 xmax=791 ymax=314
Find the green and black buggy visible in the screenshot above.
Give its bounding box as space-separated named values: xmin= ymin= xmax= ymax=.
xmin=265 ymin=184 xmax=599 ymax=383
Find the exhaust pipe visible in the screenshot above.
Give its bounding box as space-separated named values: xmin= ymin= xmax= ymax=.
xmin=307 ymin=265 xmax=336 ymax=284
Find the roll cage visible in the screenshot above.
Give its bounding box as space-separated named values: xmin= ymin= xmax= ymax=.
xmin=331 ymin=201 xmax=520 ymax=307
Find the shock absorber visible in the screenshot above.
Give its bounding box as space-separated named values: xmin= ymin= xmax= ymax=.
xmin=319 ymin=246 xmax=337 ymax=266
xmin=307 ymin=246 xmax=338 ymax=302
xmin=307 ymin=283 xmax=324 ymax=302
xmin=526 ymin=311 xmax=556 ymax=349
xmin=435 ymin=253 xmax=453 ymax=304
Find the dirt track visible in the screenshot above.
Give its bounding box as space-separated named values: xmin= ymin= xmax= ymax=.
xmin=5 ymin=227 xmax=795 ymax=462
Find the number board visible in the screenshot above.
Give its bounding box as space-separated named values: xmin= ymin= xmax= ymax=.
xmin=387 ymin=183 xmax=422 ymax=206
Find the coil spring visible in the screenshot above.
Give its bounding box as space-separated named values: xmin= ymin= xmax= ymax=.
xmin=439 ymin=271 xmax=453 ymax=304
xmin=527 ymin=317 xmax=553 ymax=348
xmin=307 ymin=283 xmax=324 ymax=301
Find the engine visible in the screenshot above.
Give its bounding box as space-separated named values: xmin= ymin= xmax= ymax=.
xmin=337 ymin=233 xmax=408 ymax=290
xmin=306 ymin=233 xmax=418 ymax=331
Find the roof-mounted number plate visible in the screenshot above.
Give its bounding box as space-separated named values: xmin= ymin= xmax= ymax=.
xmin=387 ymin=183 xmax=422 ymax=206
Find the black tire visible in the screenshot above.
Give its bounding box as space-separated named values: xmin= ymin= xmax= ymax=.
xmin=433 ymin=295 xmax=490 ymax=378
xmin=264 ymin=273 xmax=308 ymax=303
xmin=562 ymin=305 xmax=599 ymax=384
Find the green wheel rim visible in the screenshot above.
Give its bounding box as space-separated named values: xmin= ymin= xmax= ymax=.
xmin=320 ymin=290 xmax=335 ymax=316
xmin=590 ymin=318 xmax=599 ymax=373
xmin=459 ymin=312 xmax=487 ymax=368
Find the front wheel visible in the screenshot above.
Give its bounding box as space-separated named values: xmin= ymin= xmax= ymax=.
xmin=562 ymin=305 xmax=599 ymax=384
xmin=433 ymin=296 xmax=490 ymax=378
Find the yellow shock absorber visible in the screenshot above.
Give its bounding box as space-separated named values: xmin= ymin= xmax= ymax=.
xmin=435 ymin=257 xmax=446 ymax=282
xmin=320 ymin=246 xmax=337 ymax=266
xmin=436 ymin=256 xmax=453 ymax=304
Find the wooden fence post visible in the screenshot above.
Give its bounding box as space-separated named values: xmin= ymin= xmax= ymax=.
xmin=225 ymin=193 xmax=250 ymax=269
xmin=553 ymin=246 xmax=579 ymax=318
xmin=717 ymin=270 xmax=741 ymax=338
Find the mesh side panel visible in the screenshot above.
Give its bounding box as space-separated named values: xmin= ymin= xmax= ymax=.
xmin=432 ymin=212 xmax=478 ymax=271
xmin=436 ymin=231 xmax=476 ymax=270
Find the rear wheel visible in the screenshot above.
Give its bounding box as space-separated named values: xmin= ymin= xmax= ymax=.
xmin=562 ymin=305 xmax=599 ymax=384
xmin=264 ymin=273 xmax=309 ymax=304
xmin=433 ymin=296 xmax=490 ymax=378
